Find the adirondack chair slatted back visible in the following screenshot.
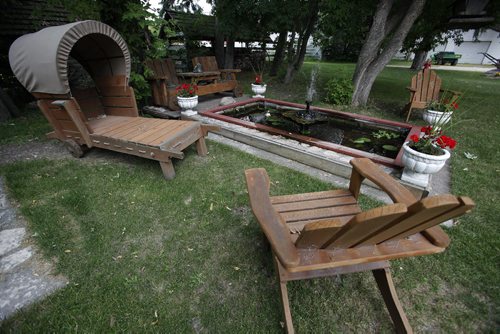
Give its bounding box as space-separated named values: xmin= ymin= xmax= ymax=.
xmin=145 ymin=59 xmax=180 ymax=85
xmin=192 ymin=56 xmax=219 ymax=72
xmin=412 ymin=69 xmax=441 ymax=103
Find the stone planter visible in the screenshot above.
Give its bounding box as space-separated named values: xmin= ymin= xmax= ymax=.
xmin=251 ymin=84 xmax=267 ymax=98
xmin=401 ymin=142 xmax=450 ymax=187
xmin=177 ymin=95 xmax=198 ymax=114
xmin=422 ymin=109 xmax=452 ymax=126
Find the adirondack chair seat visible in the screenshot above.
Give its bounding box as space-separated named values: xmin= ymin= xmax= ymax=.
xmin=404 ymin=69 xmax=461 ymax=122
xmin=245 ymin=158 xmax=474 ymax=333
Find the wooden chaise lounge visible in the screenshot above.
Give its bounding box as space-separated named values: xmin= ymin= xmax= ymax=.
xmin=36 ymin=76 xmax=217 ymax=180
xmin=245 ymin=158 xmax=474 ymax=333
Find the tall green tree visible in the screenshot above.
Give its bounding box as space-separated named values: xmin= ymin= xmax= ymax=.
xmin=351 ymin=0 xmax=426 ymax=106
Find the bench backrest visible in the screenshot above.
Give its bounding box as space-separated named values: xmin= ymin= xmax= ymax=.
xmin=192 ymin=56 xmax=219 ymax=72
xmin=145 ymin=58 xmax=180 ymax=85
xmin=411 ymin=69 xmax=441 ymax=103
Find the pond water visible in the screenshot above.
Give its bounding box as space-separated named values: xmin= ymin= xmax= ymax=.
xmin=201 ymin=98 xmax=416 ymax=166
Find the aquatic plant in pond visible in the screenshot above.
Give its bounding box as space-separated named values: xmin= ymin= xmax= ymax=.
xmin=223 ymin=102 xmax=408 ymax=159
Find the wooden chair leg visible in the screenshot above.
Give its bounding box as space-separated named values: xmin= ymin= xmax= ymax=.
xmin=372 ymin=268 xmax=412 ymax=334
xmin=405 ymin=105 xmax=413 ymax=123
xmin=274 ymin=258 xmax=294 ymax=334
xmin=278 ymin=280 xmax=295 ymax=334
xmin=159 ymin=160 xmax=176 ymax=180
xmin=196 ymin=136 xmax=208 ymax=156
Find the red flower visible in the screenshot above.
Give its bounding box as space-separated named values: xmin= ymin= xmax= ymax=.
xmin=436 ymin=135 xmax=457 ymax=149
xmin=451 ymin=101 xmax=458 ymax=110
xmin=410 ymin=134 xmax=420 ymax=143
xmin=255 ymin=75 xmax=262 ymax=84
xmin=421 ymin=126 xmax=432 ymax=135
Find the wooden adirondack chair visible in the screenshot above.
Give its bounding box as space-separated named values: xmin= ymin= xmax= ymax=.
xmin=245 ymin=158 xmax=474 ymax=333
xmin=404 ymin=69 xmax=461 ymax=122
xmin=145 ymin=58 xmax=183 ymax=111
xmin=191 ymin=56 xmax=243 ymax=96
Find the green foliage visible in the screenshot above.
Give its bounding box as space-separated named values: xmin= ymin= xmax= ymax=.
xmin=323 ymin=78 xmax=353 ymax=105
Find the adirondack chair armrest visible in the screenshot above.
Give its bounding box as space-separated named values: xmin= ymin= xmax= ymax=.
xmin=349 ymin=158 xmax=417 ymax=206
xmin=439 ymin=88 xmax=462 ymax=97
xmin=406 ymin=86 xmax=416 ymax=92
xmin=245 ymin=169 xmax=300 ymax=268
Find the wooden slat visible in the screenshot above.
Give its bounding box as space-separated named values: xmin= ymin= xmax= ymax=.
xmin=421 ymin=69 xmax=430 ymax=100
xmin=295 ymin=219 xmax=344 ymax=248
xmin=116 ymin=119 xmax=164 ymax=141
xmin=104 ymin=118 xmax=153 ymax=139
xmin=358 ymin=195 xmax=460 ymax=246
xmin=99 ymin=118 xmax=147 ymax=137
xmin=101 ymin=96 xmax=136 ymax=108
xmin=273 ymin=196 xmax=358 ymax=213
xmin=271 ymin=189 xmax=351 ymax=205
xmin=388 ymin=196 xmax=474 ymax=242
xmin=286 ymin=216 xmax=353 ymax=234
xmin=326 ymin=204 xmax=408 ymax=249
xmin=88 ymin=116 xmax=132 ymax=133
xmin=128 ymin=120 xmax=181 ymax=143
xmin=415 ymin=71 xmax=423 ymax=101
xmin=288 ymin=233 xmax=443 ymax=273
xmin=147 ymin=122 xmax=194 ymax=146
xmin=159 ymin=123 xmax=202 ymax=150
xmin=100 ymin=86 xmax=131 ymax=97
xmin=279 ymin=204 xmax=361 ymax=223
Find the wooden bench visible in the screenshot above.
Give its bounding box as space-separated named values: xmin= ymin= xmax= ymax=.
xmin=245 ymin=158 xmax=474 ymax=333
xmin=146 ymin=58 xmax=242 ymax=111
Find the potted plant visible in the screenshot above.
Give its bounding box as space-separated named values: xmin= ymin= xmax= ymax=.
xmin=251 ymin=75 xmax=267 ymax=98
xmin=250 ymin=55 xmax=267 ymax=98
xmin=401 ymin=125 xmax=457 ymax=185
xmin=176 ymin=83 xmax=198 ymax=114
xmin=423 ymin=98 xmax=459 ymax=126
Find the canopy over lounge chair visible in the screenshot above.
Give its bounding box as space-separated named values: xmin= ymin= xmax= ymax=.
xmin=9 ymin=20 xmax=217 ymax=180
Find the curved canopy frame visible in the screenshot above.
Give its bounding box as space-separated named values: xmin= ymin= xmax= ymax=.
xmin=9 ymin=20 xmax=131 ymax=95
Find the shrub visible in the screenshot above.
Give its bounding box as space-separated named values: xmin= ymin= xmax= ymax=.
xmin=324 ymin=78 xmax=353 ymax=105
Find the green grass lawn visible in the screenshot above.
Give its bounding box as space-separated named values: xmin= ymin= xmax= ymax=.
xmin=0 ymin=63 xmax=498 ymax=332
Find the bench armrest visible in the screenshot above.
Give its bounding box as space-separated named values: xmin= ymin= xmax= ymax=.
xmin=349 ymin=158 xmax=417 ymax=205
xmin=220 ymin=69 xmax=241 ymax=73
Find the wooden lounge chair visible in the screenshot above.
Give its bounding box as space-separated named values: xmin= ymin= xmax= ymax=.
xmin=403 ymin=69 xmax=461 ymax=122
xmin=191 ymin=56 xmax=243 ymax=97
xmin=36 ymin=75 xmax=218 ymax=180
xmin=245 ymin=158 xmax=474 ymax=333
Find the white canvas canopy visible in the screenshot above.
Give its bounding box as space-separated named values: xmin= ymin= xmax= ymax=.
xmin=9 ymin=20 xmax=131 ymax=94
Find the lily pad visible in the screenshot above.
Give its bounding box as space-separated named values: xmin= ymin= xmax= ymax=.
xmin=352 ymin=137 xmax=371 ymax=144
xmin=382 ymin=144 xmax=398 ymax=151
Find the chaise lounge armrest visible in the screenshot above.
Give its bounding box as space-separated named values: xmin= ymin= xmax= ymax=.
xmin=349 ymin=158 xmax=417 ymax=206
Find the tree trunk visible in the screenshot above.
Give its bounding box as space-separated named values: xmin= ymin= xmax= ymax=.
xmin=224 ymin=37 xmax=235 ymax=69
xmin=214 ymin=17 xmax=225 ymax=68
xmin=351 ymin=0 xmax=426 ymax=106
xmin=286 ymin=31 xmax=296 ymax=63
xmin=283 ymin=0 xmax=319 ymax=84
xmin=270 ymin=31 xmax=288 ymax=76
xmin=411 ymin=50 xmax=428 ymax=69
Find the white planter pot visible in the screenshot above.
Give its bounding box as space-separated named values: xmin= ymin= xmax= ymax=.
xmin=401 ymin=142 xmax=450 ymax=187
xmin=251 ymin=84 xmax=267 ymax=98
xmin=177 ymin=96 xmax=198 ymax=113
xmin=422 ymin=109 xmax=452 ymax=126
xmin=401 ymin=142 xmax=450 ymax=174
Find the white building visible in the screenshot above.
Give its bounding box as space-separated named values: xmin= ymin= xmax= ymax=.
xmin=432 ymin=29 xmax=500 ymax=64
